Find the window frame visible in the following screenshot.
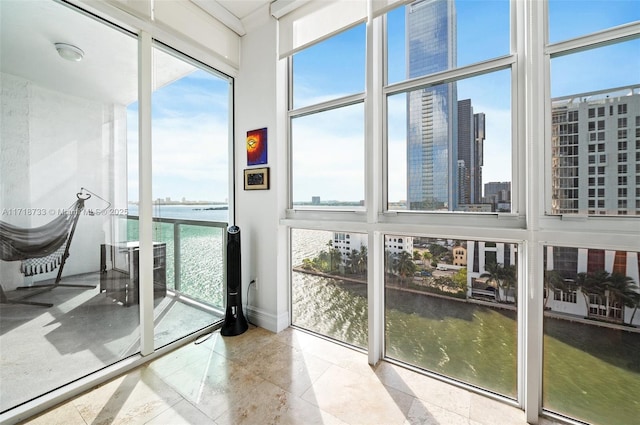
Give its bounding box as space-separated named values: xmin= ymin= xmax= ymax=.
xmin=282 ymin=1 xmax=640 ymax=424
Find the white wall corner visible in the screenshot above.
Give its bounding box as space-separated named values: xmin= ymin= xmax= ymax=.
xmin=246 ymin=305 xmax=290 ymax=333
xmin=242 ymin=2 xmax=275 ymax=35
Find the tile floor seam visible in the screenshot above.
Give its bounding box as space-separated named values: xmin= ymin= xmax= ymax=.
xmin=17 ymin=328 xmax=566 ymax=425
xmin=180 ymin=396 xmax=221 ymax=424
xmin=140 ymin=396 xmax=184 ymax=425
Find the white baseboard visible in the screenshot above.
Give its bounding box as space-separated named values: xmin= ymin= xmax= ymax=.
xmin=246 ymin=304 xmax=289 ymax=333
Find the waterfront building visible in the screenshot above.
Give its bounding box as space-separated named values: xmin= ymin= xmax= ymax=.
xmin=544 ymin=246 xmax=640 ymax=325
xmin=333 ymin=232 xmax=412 ymax=265
xmin=466 ymin=241 xmax=518 ymax=302
xmin=551 ymin=87 xmax=640 ymax=215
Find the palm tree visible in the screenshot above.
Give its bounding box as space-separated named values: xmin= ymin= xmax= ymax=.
xmin=576 ymin=271 xmax=608 ymax=319
xmin=574 ymin=272 xmax=591 ymax=309
xmin=628 ymin=291 xmax=640 ymax=326
xmin=480 ymin=262 xmax=504 ymax=301
xmin=346 ymin=249 xmax=359 ymax=274
xmin=315 ymin=250 xmax=329 ymax=272
xmin=543 ymin=269 xmax=565 ymax=309
xmin=502 ymin=264 xmax=518 ymax=304
xmin=384 ymin=250 xmax=396 ymax=276
xmin=606 ymin=272 xmax=639 ymax=323
xmin=356 ymin=245 xmax=367 ymax=275
xmin=588 ymin=270 xmax=609 ymax=317
xmin=479 ymin=262 xmax=518 ymax=304
xmin=452 ymin=268 xmax=468 ymax=293
xmin=413 ymin=250 xmax=422 ymax=261
xmin=329 ymin=247 xmax=342 ymax=273
xmin=301 ymin=257 xmax=315 ymax=271
xmin=396 ymin=251 xmax=416 ymax=286
xmin=422 ymin=251 xmax=432 ymax=263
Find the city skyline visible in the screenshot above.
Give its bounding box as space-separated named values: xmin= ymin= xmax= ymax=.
xmin=292 ymin=1 xmax=639 ymax=205
xmin=126 ymin=1 xmax=639 ymax=206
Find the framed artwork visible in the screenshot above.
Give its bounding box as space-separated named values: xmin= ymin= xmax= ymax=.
xmin=246 ymin=127 xmax=267 ymax=166
xmin=244 ymin=167 xmax=270 ymax=190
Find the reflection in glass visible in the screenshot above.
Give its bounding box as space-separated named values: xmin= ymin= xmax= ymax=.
xmin=291 ymin=229 xmax=368 ymax=349
xmin=388 ymin=70 xmax=511 ymax=212
xmin=291 ymin=104 xmax=365 ymax=208
xmin=385 ymin=236 xmax=518 ymax=397
xmin=542 ymin=246 xmax=640 ymax=425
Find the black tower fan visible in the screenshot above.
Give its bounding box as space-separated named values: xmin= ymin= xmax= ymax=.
xmin=221 ymin=225 xmax=248 ymax=336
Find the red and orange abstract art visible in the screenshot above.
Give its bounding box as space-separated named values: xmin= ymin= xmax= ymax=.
xmin=246 ymin=127 xmax=267 ymax=166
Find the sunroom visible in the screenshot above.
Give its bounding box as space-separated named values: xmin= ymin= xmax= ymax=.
xmin=1 ymin=1 xmax=639 ymax=425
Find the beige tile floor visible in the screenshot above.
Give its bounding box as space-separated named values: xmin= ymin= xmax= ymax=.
xmin=21 ymin=326 xmax=563 ymax=425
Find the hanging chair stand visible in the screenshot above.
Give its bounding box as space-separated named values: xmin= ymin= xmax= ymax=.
xmin=1 ymin=190 xmax=97 ymax=307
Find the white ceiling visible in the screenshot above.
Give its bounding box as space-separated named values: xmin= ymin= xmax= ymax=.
xmin=216 ymin=0 xmax=272 ymax=20
xmin=0 ymin=0 xmax=272 ymax=106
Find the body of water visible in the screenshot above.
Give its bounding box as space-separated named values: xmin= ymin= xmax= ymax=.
xmin=126 ymin=203 xmax=228 ymax=307
xmin=127 ymin=203 xmax=229 ymax=222
xmin=125 ymin=217 xmax=639 ymax=425
xmin=290 ymin=229 xmax=640 ymax=425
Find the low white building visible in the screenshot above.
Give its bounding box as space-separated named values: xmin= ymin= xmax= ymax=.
xmin=333 ymin=233 xmax=413 ymax=264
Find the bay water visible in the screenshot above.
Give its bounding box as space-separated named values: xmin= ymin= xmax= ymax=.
xmin=129 ymin=212 xmax=639 ymax=424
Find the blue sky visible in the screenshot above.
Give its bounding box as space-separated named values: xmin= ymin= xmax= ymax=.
xmin=128 ymin=1 xmax=639 ymax=205
xmin=291 ymin=0 xmax=640 ymax=203
xmin=128 ymin=66 xmax=230 ymax=203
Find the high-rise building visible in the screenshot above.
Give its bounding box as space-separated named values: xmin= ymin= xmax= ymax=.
xmin=551 ymin=87 xmax=639 ymax=215
xmin=473 ymin=112 xmax=486 ymax=201
xmin=406 ymin=0 xmax=458 ymax=211
xmin=483 ymin=181 xmax=511 ymax=212
xmin=457 ymin=99 xmax=485 ymax=205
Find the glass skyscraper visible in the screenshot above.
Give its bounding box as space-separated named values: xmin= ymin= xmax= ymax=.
xmin=457 ymin=99 xmax=485 ymax=205
xmin=406 ymin=0 xmax=458 ymax=210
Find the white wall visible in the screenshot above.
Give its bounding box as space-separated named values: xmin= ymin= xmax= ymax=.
xmin=0 ymin=72 xmax=123 ymax=289
xmin=234 ymin=6 xmax=288 ymax=332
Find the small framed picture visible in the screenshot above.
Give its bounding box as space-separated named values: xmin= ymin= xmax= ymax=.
xmin=244 ymin=167 xmax=270 ymax=190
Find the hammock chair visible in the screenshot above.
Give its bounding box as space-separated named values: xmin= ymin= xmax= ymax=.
xmin=0 ymin=191 xmax=94 ymax=307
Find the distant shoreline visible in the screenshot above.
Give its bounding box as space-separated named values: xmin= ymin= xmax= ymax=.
xmin=128 ymin=201 xmax=228 ymax=207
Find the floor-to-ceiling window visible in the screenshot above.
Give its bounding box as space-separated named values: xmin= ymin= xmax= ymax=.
xmin=0 ymin=0 xmax=232 ymax=414
xmin=291 ymin=229 xmax=368 ymax=349
xmin=382 ymin=0 xmax=516 ymax=400
xmin=542 ymin=1 xmax=640 ymax=423
xmin=284 ymin=1 xmax=640 ymax=424
xmin=288 ymin=21 xmax=368 ymax=348
xmin=0 ymin=0 xmax=140 ymax=412
xmin=146 ymin=44 xmax=230 ymax=347
xmin=384 ymin=237 xmax=518 ymax=398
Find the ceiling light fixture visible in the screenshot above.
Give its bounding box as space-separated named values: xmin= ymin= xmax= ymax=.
xmin=54 ymin=43 xmax=84 ymax=62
